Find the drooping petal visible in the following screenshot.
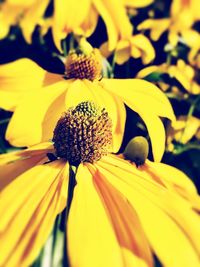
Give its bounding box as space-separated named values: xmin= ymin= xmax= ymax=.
xmin=67 ymin=164 xmax=124 ymax=267
xmin=0 ymin=160 xmax=68 ymax=267
xmin=115 ymin=40 xmax=131 ymax=65
xmin=97 ymin=155 xmax=200 ymax=267
xmin=102 ymin=78 xmax=175 ymax=120
xmin=52 ymin=0 xmax=91 ymax=51
xmin=93 ymin=0 xmax=118 ymax=51
xmin=75 ymin=6 xmax=98 ymax=37
xmin=134 ymin=110 xmax=166 ymax=162
xmin=65 ymin=79 xmax=126 ymax=152
xmin=138 ymin=19 xmax=170 ymax=41
xmin=6 ymin=80 xmax=69 ymax=147
xmin=0 ymin=3 xmax=22 ymax=39
xmin=20 ymin=0 xmax=49 ymax=43
xmin=111 ymin=95 xmax=126 ymax=153
xmin=99 ymin=0 xmax=133 ymax=40
xmin=130 ymin=34 xmax=155 ymax=64
xmin=102 ymin=78 xmax=175 ymax=161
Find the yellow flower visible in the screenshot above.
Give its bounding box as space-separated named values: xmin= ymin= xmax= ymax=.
xmin=99 ymin=0 xmax=155 ymax=65
xmin=44 ymin=0 xmax=154 ymax=52
xmin=52 ymin=0 xmax=134 ymax=52
xmin=167 ymin=115 xmax=200 ymax=146
xmin=0 ymin=0 xmax=49 ymax=41
xmin=0 ymin=48 xmax=174 ymax=162
xmin=0 ymin=0 xmax=133 ymax=52
xmin=0 ymin=0 xmax=155 ymax=57
xmin=0 ymin=103 xmax=200 ymax=267
xmin=138 ymin=0 xmax=200 ymax=47
xmin=100 ymin=34 xmax=155 ymax=65
xmin=137 ymin=59 xmax=200 ymax=95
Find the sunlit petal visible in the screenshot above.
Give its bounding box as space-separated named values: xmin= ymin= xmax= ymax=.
xmin=6 ymin=81 xmax=69 ymax=147
xmin=0 ymin=160 xmax=67 ymax=267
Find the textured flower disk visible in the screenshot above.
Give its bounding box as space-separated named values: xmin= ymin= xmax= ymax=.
xmin=53 ymin=102 xmax=112 ymax=165
xmin=65 ymin=49 xmax=102 ymax=81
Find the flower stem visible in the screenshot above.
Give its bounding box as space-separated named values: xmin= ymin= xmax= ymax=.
xmin=62 ymin=165 xmax=77 ymax=266
xmin=0 ymin=118 xmax=10 ymax=125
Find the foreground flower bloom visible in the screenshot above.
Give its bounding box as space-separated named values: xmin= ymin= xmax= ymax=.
xmin=137 ymin=60 xmax=200 ymax=95
xmin=0 ymin=102 xmax=200 ymax=267
xmin=138 ymin=0 xmax=200 ymax=47
xmin=0 ymin=47 xmax=174 ymax=161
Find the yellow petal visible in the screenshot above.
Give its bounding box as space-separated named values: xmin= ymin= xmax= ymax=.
xmin=178 ymin=116 xmax=200 ymax=144
xmin=6 ymin=80 xmax=68 ymax=147
xmin=97 ymin=156 xmax=200 ymax=267
xmin=121 ymin=248 xmax=149 ymax=267
xmin=7 ymin=0 xmax=37 ymax=6
xmin=0 ymin=142 xmax=52 ymax=164
xmin=102 ymin=78 xmax=175 ymax=120
xmin=75 ymin=6 xmax=98 ymax=37
xmin=182 ymin=29 xmax=200 ymax=48
xmin=67 ymin=164 xmax=125 ymax=267
xmin=0 ymin=155 xmax=46 ymax=190
xmin=20 ymin=0 xmax=49 ymax=43
xmin=99 ymin=0 xmax=133 ymax=40
xmin=125 ymin=0 xmax=154 ymax=8
xmin=145 ymin=160 xmax=200 ymax=211
xmin=52 ymin=0 xmax=91 ymax=51
xmin=136 ymin=66 xmax=160 ymax=78
xmin=0 ymin=15 xmax=10 ymax=40
xmin=0 ymin=3 xmax=21 ymax=39
xmin=99 ymin=41 xmax=113 ymax=58
xmin=0 ymin=58 xmax=46 ymax=111
xmin=168 ymin=65 xmax=191 ymax=91
xmin=115 ymin=40 xmax=131 ymax=65
xmin=138 ymin=19 xmax=170 ymax=41
xmin=168 ymin=30 xmax=179 ymax=47
xmin=90 ymin=163 xmax=153 ymax=267
xmin=102 ymin=78 xmax=175 ymax=161
xmin=0 ymin=160 xmax=67 ymax=267
xmin=93 ymin=0 xmax=118 ymax=51
xmin=191 ymin=82 xmax=200 ymax=95
xmin=0 ymin=142 xmax=53 ymax=189
xmin=130 ymin=34 xmax=155 ymax=64
xmin=111 ymin=94 xmax=126 ymax=153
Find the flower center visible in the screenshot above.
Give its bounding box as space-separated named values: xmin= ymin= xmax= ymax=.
xmin=53 ymin=101 xmax=112 ymax=166
xmin=65 ymin=49 xmax=102 ymax=81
